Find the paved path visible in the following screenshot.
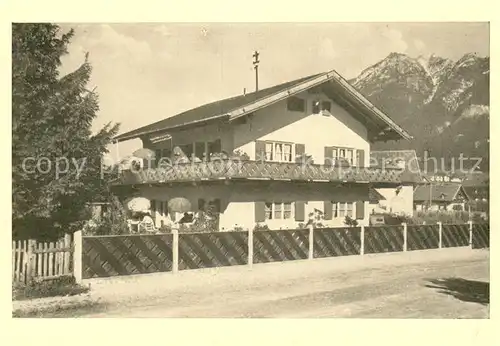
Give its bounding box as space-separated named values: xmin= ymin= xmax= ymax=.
xmin=69 ymin=248 xmax=489 ymax=318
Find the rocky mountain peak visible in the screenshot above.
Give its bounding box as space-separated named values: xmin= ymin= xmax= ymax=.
xmin=351 ymin=52 xmax=489 ymax=170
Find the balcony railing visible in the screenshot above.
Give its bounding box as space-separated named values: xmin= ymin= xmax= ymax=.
xmin=115 ymin=159 xmax=420 ymax=186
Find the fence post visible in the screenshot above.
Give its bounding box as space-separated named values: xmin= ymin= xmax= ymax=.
xmin=27 ymin=239 xmax=36 ymax=283
xmin=360 ymin=225 xmax=365 ymax=255
xmin=172 ymin=226 xmax=179 ymax=274
xmin=64 ymin=233 xmax=71 ymax=275
xmin=73 ymin=230 xmax=82 ymax=283
xmin=437 ymin=222 xmax=442 ymax=249
xmin=402 ymin=223 xmax=407 ymax=252
xmin=468 ymin=220 xmax=473 ymax=249
xmin=308 ymin=223 xmax=314 ymax=260
xmin=248 ymin=227 xmax=254 ymax=268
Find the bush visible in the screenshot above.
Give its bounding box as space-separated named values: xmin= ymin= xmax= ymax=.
xmin=344 ymin=215 xmax=358 ymax=227
xmin=408 ymin=211 xmax=471 ymax=225
xmin=12 ymin=276 xmax=90 ymax=301
xmin=83 ymin=195 xmax=129 ymax=236
xmin=253 ymin=223 xmax=270 ymax=232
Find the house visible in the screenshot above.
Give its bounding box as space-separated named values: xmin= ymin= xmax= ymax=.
xmin=413 ymin=183 xmax=470 ymax=212
xmin=113 ymin=70 xmax=414 ymax=231
xmin=368 ymin=150 xmax=423 ymax=216
xmin=462 ymin=171 xmax=489 ymax=216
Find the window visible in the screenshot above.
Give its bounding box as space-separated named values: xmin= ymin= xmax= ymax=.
xmin=265 ymin=203 xmax=273 ymax=220
xmin=346 ymin=203 xmax=353 ymax=218
xmin=326 ymin=146 xmax=355 ymax=166
xmin=346 ymin=150 xmax=354 ymax=166
xmin=338 ymin=203 xmax=346 ymax=217
xmin=274 ymin=203 xmax=282 ymax=219
xmin=321 ymin=101 xmax=331 ymax=112
xmin=264 ymin=141 xmax=293 ymax=162
xmin=312 ymin=100 xmax=321 ymax=114
xmin=313 ymin=100 xmax=332 ymax=114
xmin=265 ymin=143 xmax=273 ymax=161
xmin=331 ymin=202 xmax=354 ymax=218
xmin=265 ymin=202 xmax=294 ymax=220
xmin=287 ymin=97 xmax=305 ymax=112
xmin=283 ymin=203 xmax=292 ymax=219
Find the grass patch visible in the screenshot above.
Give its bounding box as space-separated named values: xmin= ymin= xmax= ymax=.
xmin=13 ymin=275 xmax=90 ymax=301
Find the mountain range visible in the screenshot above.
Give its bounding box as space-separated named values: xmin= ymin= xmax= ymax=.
xmin=350 ymin=52 xmax=490 ymax=171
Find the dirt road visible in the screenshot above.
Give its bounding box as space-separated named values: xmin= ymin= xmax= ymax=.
xmin=64 ymin=248 xmax=489 ymax=318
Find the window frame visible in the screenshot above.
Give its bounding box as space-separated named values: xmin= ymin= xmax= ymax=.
xmin=331 ymin=202 xmax=355 ymax=219
xmin=263 ymin=140 xmax=295 ymax=163
xmin=287 ymin=96 xmax=306 ymax=112
xmin=265 ymin=202 xmax=295 ymax=220
xmin=327 ymin=146 xmax=356 ymax=166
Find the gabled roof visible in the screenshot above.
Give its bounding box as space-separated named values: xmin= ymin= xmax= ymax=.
xmin=413 ymin=183 xmax=470 ymax=202
xmin=369 ymin=187 xmax=386 ymax=202
xmin=114 ymin=70 xmax=412 ymax=143
xmin=370 ymin=150 xmax=423 ymax=184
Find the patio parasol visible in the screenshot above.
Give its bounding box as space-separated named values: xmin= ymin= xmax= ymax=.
xmin=126 ymin=197 xmax=151 ymax=213
xmin=132 ymin=148 xmax=156 ymax=159
xmin=168 ymin=197 xmax=192 ymax=213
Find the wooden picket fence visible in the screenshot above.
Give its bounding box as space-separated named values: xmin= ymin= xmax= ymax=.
xmin=80 ymin=222 xmax=490 ymax=279
xmin=12 ymin=234 xmax=74 ymax=284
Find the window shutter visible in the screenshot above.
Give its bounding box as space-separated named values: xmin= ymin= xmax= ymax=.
xmin=150 ymin=199 xmax=156 ymax=216
xmin=295 ymin=201 xmax=305 ymax=221
xmin=255 ymin=141 xmax=266 ymax=161
xmin=208 ymin=139 xmax=222 ymax=155
xmin=356 ymin=201 xmax=365 ymax=219
xmin=324 ymin=147 xmax=334 ymax=166
xmin=295 ymin=143 xmax=305 ymax=160
xmin=213 ymin=198 xmax=221 ymax=213
xmin=163 ymin=201 xmax=168 ymax=218
xmin=255 ymin=201 xmax=266 ymax=222
xmin=198 ymin=198 xmax=206 ymax=211
xmin=324 ymin=201 xmax=333 ymax=220
xmin=357 ymin=150 xmax=365 ymax=167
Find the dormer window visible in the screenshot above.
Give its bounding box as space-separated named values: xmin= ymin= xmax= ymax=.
xmin=312 ymin=100 xmax=321 ymax=114
xmin=321 ymin=101 xmax=331 ymax=112
xmin=312 ymin=100 xmax=332 ymax=115
xmin=287 ymin=97 xmax=305 ymax=112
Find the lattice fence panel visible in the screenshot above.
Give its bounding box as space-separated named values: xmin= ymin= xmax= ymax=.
xmin=406 ymin=224 xmax=440 ymax=251
xmin=441 ymin=224 xmax=469 ymax=248
xmin=313 ymin=227 xmax=361 ymax=258
xmin=178 ymin=231 xmax=248 ymax=270
xmin=253 ymin=229 xmax=309 ymax=264
xmin=472 ymin=223 xmax=490 ymax=249
xmin=82 ymin=234 xmax=173 ymax=279
xmin=364 ymin=226 xmax=404 ymax=254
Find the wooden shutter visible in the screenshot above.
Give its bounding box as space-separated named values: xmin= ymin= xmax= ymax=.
xmin=255 ymin=201 xmax=266 ymax=222
xmin=255 ymin=141 xmax=266 ymax=161
xmin=357 ymin=150 xmax=365 ymax=168
xmin=198 ymin=198 xmax=206 ymax=211
xmin=159 ymin=201 xmax=164 ymax=217
xmin=195 ymin=142 xmax=205 ymax=160
xmin=150 ymin=200 xmax=156 ymax=216
xmin=213 ymin=198 xmax=221 ymax=213
xmin=295 ymin=143 xmax=305 ymax=161
xmin=294 ymin=201 xmax=305 ymax=221
xmin=324 ymin=147 xmax=334 ymax=166
xmin=324 ymin=201 xmax=333 ymax=220
xmin=356 ymin=201 xmax=365 ymax=219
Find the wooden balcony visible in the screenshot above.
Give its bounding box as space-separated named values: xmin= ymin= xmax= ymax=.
xmin=115 ymin=159 xmax=420 ymax=186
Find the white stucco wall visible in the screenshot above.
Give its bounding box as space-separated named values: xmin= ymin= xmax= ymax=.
xmin=135 ymin=182 xmax=370 ymax=231
xmin=232 ymin=91 xmax=370 ymax=166
xmin=375 ymin=185 xmax=414 ymax=216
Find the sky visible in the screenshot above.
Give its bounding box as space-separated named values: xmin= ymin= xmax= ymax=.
xmin=58 ymin=22 xmax=490 ymax=162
